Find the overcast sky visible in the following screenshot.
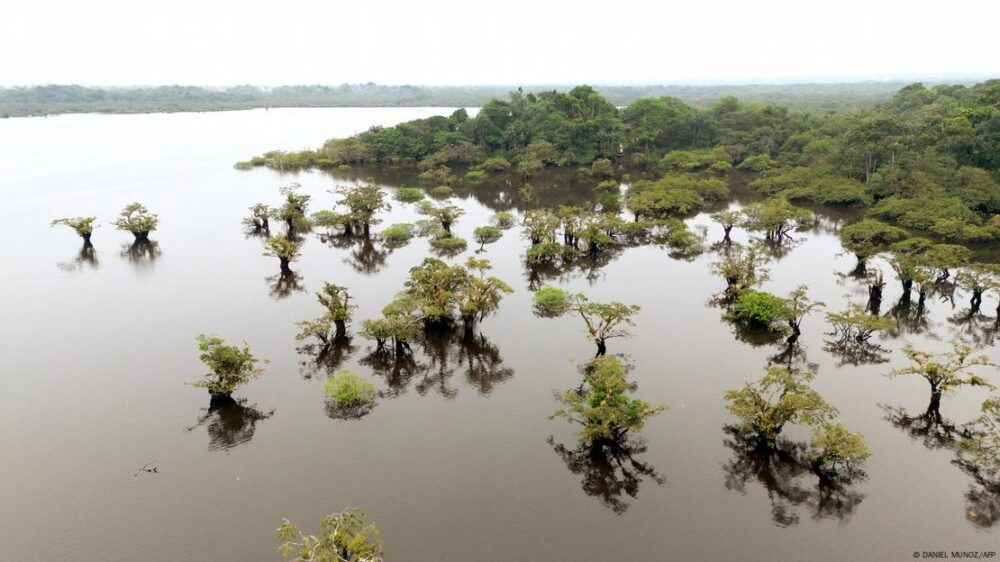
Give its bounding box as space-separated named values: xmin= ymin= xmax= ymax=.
xmin=3 ymin=0 xmax=997 ymax=86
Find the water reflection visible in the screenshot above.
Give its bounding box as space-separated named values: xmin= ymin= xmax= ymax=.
xmin=297 ymin=336 xmax=357 ymax=380
xmin=948 ymin=308 xmax=998 ymax=347
xmin=266 ymin=270 xmax=305 ymax=300
xmin=547 ymin=435 xmax=664 ymax=514
xmin=360 ymin=331 xmax=514 ymax=399
xmin=186 ymin=396 xmax=274 ymax=452
xmin=721 ymin=426 xmax=866 ymax=527
xmin=57 ymin=241 xmax=99 ymax=272
xmin=119 ymin=239 xmax=160 ymax=268
xmin=885 ymin=294 xmax=932 ymax=337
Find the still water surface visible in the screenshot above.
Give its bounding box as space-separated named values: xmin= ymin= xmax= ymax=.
xmin=0 ymin=108 xmax=997 ymax=561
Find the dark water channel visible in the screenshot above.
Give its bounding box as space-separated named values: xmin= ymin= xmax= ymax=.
xmin=0 ymin=108 xmax=997 ymax=561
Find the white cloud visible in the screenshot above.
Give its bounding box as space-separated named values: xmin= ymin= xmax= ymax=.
xmin=2 ymin=0 xmax=996 ymax=85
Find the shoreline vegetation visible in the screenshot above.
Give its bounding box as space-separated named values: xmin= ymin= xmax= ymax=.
xmin=236 ymin=81 xmax=1000 ymax=250
xmin=0 ymin=80 xmax=988 ymax=118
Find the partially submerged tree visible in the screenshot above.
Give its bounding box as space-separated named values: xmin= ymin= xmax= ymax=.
xmin=521 ymin=210 xmax=560 ymax=245
xmin=725 ymin=366 xmax=837 ymax=444
xmin=360 ymin=297 xmax=423 ymax=355
xmin=277 ymin=507 xmax=384 ymax=562
xmin=551 ymin=356 xmax=666 ymax=445
xmin=51 ymin=216 xmax=97 ymax=244
xmin=783 ymin=285 xmax=825 ymax=341
xmin=334 ymin=184 xmax=391 ymax=236
xmin=839 ymin=219 xmax=907 ymax=272
xmin=317 ymin=283 xmax=355 ymax=337
xmin=192 ymin=335 xmax=266 ymax=398
xmin=889 ymin=342 xmax=998 ymax=412
xmin=454 ymin=258 xmax=513 ymax=331
xmin=571 ymin=294 xmax=641 ymax=356
xmin=264 ymin=236 xmax=303 ymax=273
xmin=710 ymin=209 xmax=742 ymax=242
xmin=956 ymin=264 xmax=999 ymax=313
xmin=490 ymin=211 xmax=517 ymax=230
xmin=824 ymin=300 xmax=895 ymax=364
xmin=472 ymin=225 xmax=502 ymax=251
xmin=418 ymin=201 xmax=465 ymax=234
xmin=112 ymin=202 xmax=158 ymax=240
xmin=532 ymin=286 xmax=573 ymax=318
xmin=243 ymin=203 xmax=270 ymax=231
xmin=711 ymin=243 xmax=770 ymax=296
xmin=808 ymin=423 xmax=872 ymax=476
xmin=741 ymin=199 xmax=813 ymax=242
xmin=272 ymin=183 xmax=311 ymax=232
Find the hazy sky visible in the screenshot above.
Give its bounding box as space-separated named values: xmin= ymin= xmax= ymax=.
xmin=3 ymin=0 xmax=997 ymax=86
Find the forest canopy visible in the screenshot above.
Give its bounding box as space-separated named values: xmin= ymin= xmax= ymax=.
xmin=239 ymin=80 xmax=1000 ymax=246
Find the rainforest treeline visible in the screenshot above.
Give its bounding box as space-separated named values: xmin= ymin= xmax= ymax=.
xmin=240 ymin=81 xmax=1000 ymax=245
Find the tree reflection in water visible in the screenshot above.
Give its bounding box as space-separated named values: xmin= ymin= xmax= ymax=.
xmin=57 ymin=241 xmax=99 ymax=272
xmin=186 ymin=396 xmax=274 ymax=452
xmin=359 ymin=331 xmax=514 ymax=399
xmin=297 ymin=336 xmax=357 ymax=380
xmin=881 ymin=400 xmax=1000 ymax=528
xmin=266 ymin=270 xmax=305 ymax=300
xmin=119 ymin=239 xmax=161 ymax=268
xmin=948 ymin=308 xmax=998 ymax=348
xmin=548 ymin=435 xmax=664 ymax=514
xmin=884 ymin=294 xmax=932 ymax=338
xmin=721 ymin=426 xmax=866 ymax=527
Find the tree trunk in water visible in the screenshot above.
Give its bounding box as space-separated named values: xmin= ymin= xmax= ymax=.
xmin=82 ymin=232 xmax=92 ymax=244
xmin=970 ymin=290 xmax=983 ymax=312
xmin=928 ymin=389 xmax=942 ymax=415
xmin=334 ymin=319 xmax=347 ymax=337
xmin=134 ymin=231 xmax=149 ymax=242
xmin=442 ymin=221 xmax=452 ymax=235
xmin=363 ymin=223 xmax=371 ymax=237
xmin=344 ymin=223 xmax=353 ymax=237
xmin=279 ymin=257 xmax=291 ymax=273
xmin=463 ymin=315 xmax=475 ymax=333
xmin=901 ymin=278 xmax=913 ymax=296
xmin=595 ymin=339 xmax=607 ymax=356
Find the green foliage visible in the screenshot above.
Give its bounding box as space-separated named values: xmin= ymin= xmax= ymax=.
xmin=334 ymin=184 xmax=390 ymax=232
xmin=728 ymin=290 xmax=790 ymax=331
xmin=192 ymin=335 xmax=266 ymax=397
xmin=552 ymin=356 xmax=666 ymax=445
xmin=112 ymin=202 xmax=158 ymax=238
xmin=711 ymin=243 xmax=770 ymax=294
xmin=839 ymin=219 xmax=908 ymax=260
xmin=738 ymin=154 xmax=776 ymax=172
xmin=394 ymin=187 xmax=425 ymax=203
xmin=472 ymin=225 xmax=502 ymax=249
xmin=418 ymin=201 xmax=465 ymax=233
xmin=429 ymin=234 xmax=468 ymax=254
xmin=272 ymin=183 xmax=312 ymax=230
xmin=480 ymin=156 xmax=511 ymax=172
xmin=277 ymin=507 xmax=384 ymax=562
xmin=661 ymin=147 xmax=731 ymax=171
xmin=490 ymin=211 xmax=517 ymax=229
xmin=51 ymin=216 xmax=97 ymax=239
xmin=324 ymin=372 xmax=377 ymax=408
xmin=725 ymin=366 xmax=837 ymax=441
xmin=243 ymin=204 xmax=270 ymax=230
xmin=809 ymin=423 xmax=872 ymax=473
xmin=889 ymin=342 xmax=998 ymax=399
xmin=360 ymin=297 xmax=423 ymax=351
xmin=380 ymin=223 xmax=415 ymax=245
xmin=826 ymin=300 xmax=895 ymax=343
xmin=430 ymin=185 xmax=453 ymax=198
xmin=317 ymin=283 xmax=354 ymax=322
xmin=959 ymin=396 xmax=1000 ymax=481
xmin=264 ymin=236 xmax=303 ymax=267
xmin=532 ymin=286 xmax=572 ymax=318
xmin=464 ymin=169 xmax=487 ymax=182
xmin=400 ymin=257 xmax=511 ymax=328
xmin=741 ymin=199 xmax=813 ymax=240
xmin=565 ymin=294 xmax=641 ymax=353
xmin=589 ymin=158 xmax=615 ymax=178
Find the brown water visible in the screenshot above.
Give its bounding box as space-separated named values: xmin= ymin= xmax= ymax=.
xmin=1 ymin=108 xmax=997 ymax=562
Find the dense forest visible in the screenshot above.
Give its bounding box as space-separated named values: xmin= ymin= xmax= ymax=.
xmin=238 ymin=81 xmax=1000 ymax=247
xmin=0 ymin=81 xmax=969 ymax=118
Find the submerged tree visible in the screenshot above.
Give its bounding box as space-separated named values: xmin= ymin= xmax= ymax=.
xmin=472 ymin=225 xmax=502 ymax=251
xmin=272 ymin=183 xmax=311 ymax=232
xmin=334 ymin=183 xmax=391 ymax=237
xmin=317 ymin=283 xmax=355 ymax=337
xmin=741 ymin=199 xmax=813 ymax=242
xmin=243 ymin=203 xmax=270 ymax=232
xmin=552 ymin=356 xmax=666 ymax=444
xmin=277 ymin=508 xmax=384 ymax=562
xmin=784 ymin=285 xmax=825 ymax=341
xmin=112 ymin=202 xmax=159 ymax=240
xmin=454 ymin=258 xmax=513 ymax=331
xmin=839 ymin=219 xmax=907 ymax=273
xmin=889 ymin=342 xmax=998 ymax=413
xmin=264 ymin=235 xmax=302 ymax=273
xmin=956 ymin=264 xmax=1000 ymax=313
xmin=573 ymin=295 xmax=641 ymax=356
xmin=360 ymin=297 xmax=423 ymax=356
xmin=710 ymin=209 xmax=742 ymax=242
xmin=711 ymin=242 xmax=770 ymax=296
xmin=51 ymin=216 xmax=97 ymax=243
xmin=323 ymin=372 xmax=378 ymax=419
xmin=521 ymin=209 xmax=561 ymax=245
xmin=418 ymin=201 xmax=465 ymax=235
xmin=191 ymin=335 xmax=267 ymax=398
xmin=725 ymin=366 xmax=838 ymax=444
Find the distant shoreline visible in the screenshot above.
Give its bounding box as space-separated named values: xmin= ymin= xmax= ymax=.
xmin=5 ymin=80 xmax=991 ymax=118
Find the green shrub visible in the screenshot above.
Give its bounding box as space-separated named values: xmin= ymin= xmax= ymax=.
xmin=480 ymin=156 xmax=511 ymax=172
xmin=394 ymin=187 xmax=425 ymax=203
xmin=192 ymin=335 xmax=266 ymax=397
xmin=490 ymin=211 xmax=516 ymax=229
xmin=464 ymin=170 xmax=487 ymax=181
xmin=324 ymin=372 xmax=377 ymax=408
xmin=533 ymin=286 xmax=572 ymax=317
xmin=430 ymin=185 xmax=454 ymax=198
xmin=728 ymin=290 xmax=790 ymax=331
xmin=381 ymin=223 xmax=415 ymax=244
